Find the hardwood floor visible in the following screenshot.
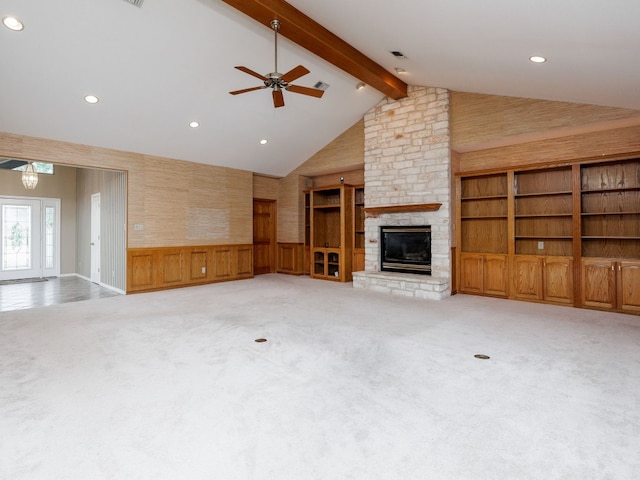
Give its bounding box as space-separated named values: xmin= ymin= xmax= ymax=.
xmin=0 ymin=276 xmax=120 ymax=312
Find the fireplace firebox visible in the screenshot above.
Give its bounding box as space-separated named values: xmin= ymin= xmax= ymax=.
xmin=380 ymin=226 xmax=431 ymax=275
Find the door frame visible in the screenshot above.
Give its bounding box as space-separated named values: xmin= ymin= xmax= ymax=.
xmin=0 ymin=195 xmax=61 ymax=280
xmin=91 ymin=193 xmax=101 ymax=283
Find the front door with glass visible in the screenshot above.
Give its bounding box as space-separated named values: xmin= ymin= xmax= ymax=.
xmin=0 ymin=197 xmax=60 ymax=281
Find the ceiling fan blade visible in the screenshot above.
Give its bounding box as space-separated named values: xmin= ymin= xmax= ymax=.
xmin=273 ymin=89 xmax=285 ymax=108
xmin=280 ymin=65 xmax=310 ymax=84
xmin=234 ymin=66 xmax=268 ymax=82
xmin=229 ymin=86 xmax=265 ymax=95
xmin=286 ymin=84 xmax=325 ymax=98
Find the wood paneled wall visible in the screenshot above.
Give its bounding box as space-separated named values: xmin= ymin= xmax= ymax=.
xmin=450 ymin=92 xmax=640 ymax=175
xmin=127 ymin=244 xmax=252 ymax=293
xmin=451 ymin=92 xmax=640 ymax=153
xmin=0 ymin=132 xmax=254 ymax=248
xmin=457 ymin=125 xmax=640 ymax=174
xmin=276 ymin=243 xmax=304 ymax=275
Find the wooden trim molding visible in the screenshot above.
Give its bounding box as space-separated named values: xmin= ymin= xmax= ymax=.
xmin=220 ymin=0 xmax=407 ymax=100
xmin=364 ymin=203 xmax=442 ymax=215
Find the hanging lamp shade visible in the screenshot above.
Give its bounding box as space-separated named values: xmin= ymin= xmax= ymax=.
xmin=22 ymin=162 xmax=38 ymax=189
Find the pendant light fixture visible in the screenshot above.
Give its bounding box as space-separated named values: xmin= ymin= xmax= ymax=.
xmin=22 ymin=162 xmax=38 ymax=189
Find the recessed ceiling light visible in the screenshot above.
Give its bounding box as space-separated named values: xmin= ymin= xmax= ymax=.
xmin=2 ymin=16 xmax=24 ymax=31
xmin=529 ymin=55 xmax=547 ymax=63
xmin=390 ymin=50 xmax=407 ymax=59
xmin=84 ymin=95 xmax=99 ymax=104
xmin=356 ymin=82 xmax=366 ymax=91
xmin=259 ymin=139 xmax=268 ymax=145
xmin=394 ymin=68 xmax=407 ymax=75
xmin=189 ymin=121 xmax=200 ymax=128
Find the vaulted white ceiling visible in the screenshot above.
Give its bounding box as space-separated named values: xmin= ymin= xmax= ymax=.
xmin=1 ymin=0 xmax=639 ymax=177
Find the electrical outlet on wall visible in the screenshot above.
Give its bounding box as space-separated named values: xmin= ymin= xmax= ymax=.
xmin=201 ymin=267 xmax=206 ymax=274
xmin=537 ymin=241 xmax=544 ymax=250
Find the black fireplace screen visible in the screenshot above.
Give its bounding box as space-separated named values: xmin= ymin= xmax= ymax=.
xmin=380 ymin=226 xmax=431 ymax=275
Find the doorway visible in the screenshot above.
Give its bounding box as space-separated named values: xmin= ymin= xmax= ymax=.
xmin=253 ymin=199 xmax=277 ymax=274
xmin=0 ymin=197 xmax=60 ymax=281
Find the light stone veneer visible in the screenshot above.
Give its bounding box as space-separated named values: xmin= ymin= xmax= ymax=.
xmin=353 ymin=86 xmax=451 ymax=300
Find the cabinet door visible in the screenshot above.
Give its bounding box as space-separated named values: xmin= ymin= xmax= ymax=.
xmin=581 ymin=259 xmax=616 ymax=310
xmin=511 ymin=256 xmax=543 ymax=301
xmin=618 ymin=261 xmax=640 ymax=313
xmin=459 ymin=254 xmax=483 ymax=294
xmin=353 ymin=249 xmax=365 ymax=273
xmin=484 ymin=254 xmax=508 ymax=297
xmin=327 ymin=249 xmax=341 ymax=280
xmin=311 ymin=250 xmax=327 ymax=278
xmin=543 ymin=257 xmax=574 ymax=305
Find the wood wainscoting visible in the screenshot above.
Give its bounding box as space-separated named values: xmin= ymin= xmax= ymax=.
xmin=277 ymin=243 xmax=305 ymax=275
xmin=127 ymin=244 xmax=253 ymax=293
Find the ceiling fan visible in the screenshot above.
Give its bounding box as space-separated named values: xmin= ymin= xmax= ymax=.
xmin=229 ymin=19 xmax=325 ymax=108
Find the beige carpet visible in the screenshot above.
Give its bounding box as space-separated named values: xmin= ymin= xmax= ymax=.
xmin=1 ymin=274 xmax=638 ymax=479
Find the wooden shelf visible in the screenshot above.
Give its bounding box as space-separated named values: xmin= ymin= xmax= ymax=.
xmin=515 ymin=214 xmax=572 ymax=218
xmin=581 ymin=187 xmax=640 ymax=193
xmin=461 ymin=195 xmax=507 ymax=201
xmin=582 ymin=211 xmax=640 ymax=216
xmin=582 ymin=236 xmax=640 ymax=240
xmin=364 ymin=203 xmax=442 ymax=214
xmin=461 ymin=215 xmax=508 ymax=219
xmin=313 ymin=203 xmax=340 ymax=209
xmin=515 ymin=191 xmax=572 ymax=197
xmin=515 ymin=235 xmax=573 ymax=239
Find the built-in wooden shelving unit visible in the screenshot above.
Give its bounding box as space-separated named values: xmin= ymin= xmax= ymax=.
xmin=309 ymin=185 xmax=354 ymax=282
xmin=457 ymin=157 xmax=640 ymax=314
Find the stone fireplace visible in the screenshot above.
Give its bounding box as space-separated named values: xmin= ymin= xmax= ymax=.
xmin=352 ymin=86 xmax=451 ymax=300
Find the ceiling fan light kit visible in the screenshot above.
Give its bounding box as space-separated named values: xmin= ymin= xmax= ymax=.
xmin=229 ymin=19 xmax=325 ymax=108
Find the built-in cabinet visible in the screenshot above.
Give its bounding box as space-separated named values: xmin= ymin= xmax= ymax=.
xmin=511 ymin=255 xmax=574 ymax=305
xmin=459 ymin=253 xmax=508 ymax=296
xmin=457 ymin=158 xmax=640 ymax=314
xmin=309 ymin=185 xmax=354 ymax=282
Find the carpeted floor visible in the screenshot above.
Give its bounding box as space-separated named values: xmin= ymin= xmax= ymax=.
xmin=1 ymin=274 xmax=638 ymax=479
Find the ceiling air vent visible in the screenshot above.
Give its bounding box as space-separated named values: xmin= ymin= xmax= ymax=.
xmin=313 ymin=81 xmax=330 ymax=91
xmin=123 ymin=0 xmax=144 ymax=7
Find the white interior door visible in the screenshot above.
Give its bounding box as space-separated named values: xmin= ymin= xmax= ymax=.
xmin=0 ymin=199 xmax=42 ymax=280
xmin=91 ymin=193 xmax=101 ymax=283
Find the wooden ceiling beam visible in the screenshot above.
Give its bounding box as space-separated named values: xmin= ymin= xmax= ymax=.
xmin=221 ymin=0 xmax=408 ymax=100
